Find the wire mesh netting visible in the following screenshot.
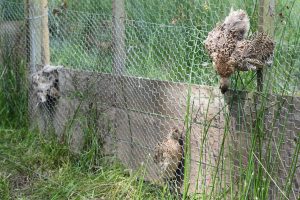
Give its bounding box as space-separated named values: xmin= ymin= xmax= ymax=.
xmin=0 ymin=0 xmax=299 ymax=199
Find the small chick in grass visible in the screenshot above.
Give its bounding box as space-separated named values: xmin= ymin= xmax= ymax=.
xmin=204 ymin=8 xmax=275 ymax=94
xmin=154 ymin=128 xmax=183 ymax=179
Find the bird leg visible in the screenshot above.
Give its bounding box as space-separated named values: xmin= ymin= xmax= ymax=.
xmin=236 ymin=58 xmax=265 ymax=71
xmin=244 ymin=58 xmax=265 ymax=69
xmin=236 ymin=61 xmax=254 ymax=71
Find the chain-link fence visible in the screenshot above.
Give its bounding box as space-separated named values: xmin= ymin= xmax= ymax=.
xmin=1 ymin=0 xmax=299 ymax=199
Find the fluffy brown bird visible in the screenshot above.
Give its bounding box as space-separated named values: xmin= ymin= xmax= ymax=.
xmin=204 ymin=9 xmax=250 ymax=93
xmin=154 ymin=128 xmax=183 ymax=180
xmin=204 ymin=9 xmax=275 ymax=94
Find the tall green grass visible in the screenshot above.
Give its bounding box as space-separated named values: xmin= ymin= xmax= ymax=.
xmin=0 ymin=128 xmax=174 ymax=199
xmin=0 ymin=58 xmax=28 ymax=129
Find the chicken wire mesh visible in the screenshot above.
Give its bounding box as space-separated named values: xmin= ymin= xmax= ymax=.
xmin=0 ymin=0 xmax=299 ymax=199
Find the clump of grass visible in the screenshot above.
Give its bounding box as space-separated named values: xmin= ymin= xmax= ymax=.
xmin=0 ymin=58 xmax=28 ymax=129
xmin=0 ymin=128 xmax=172 ymax=199
xmin=0 ymin=1 xmax=28 ymax=129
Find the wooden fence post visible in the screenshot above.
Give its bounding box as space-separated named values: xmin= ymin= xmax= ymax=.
xmin=257 ymin=0 xmax=275 ymax=92
xmin=112 ymin=0 xmax=126 ymax=75
xmin=27 ymin=0 xmax=50 ymax=131
xmin=28 ymin=0 xmax=50 ymax=72
xmin=28 ymin=0 xmax=42 ymax=74
xmin=41 ymin=0 xmax=50 ymax=65
xmin=27 ymin=0 xmax=42 ymax=129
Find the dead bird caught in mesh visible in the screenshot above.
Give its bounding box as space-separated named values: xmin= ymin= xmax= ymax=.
xmin=204 ymin=8 xmax=275 ymax=94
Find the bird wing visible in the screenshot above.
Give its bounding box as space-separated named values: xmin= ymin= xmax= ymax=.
xmin=242 ymin=32 xmax=275 ymax=63
xmin=230 ymin=40 xmax=253 ymax=71
xmin=229 ymin=32 xmax=275 ymax=71
xmin=204 ymin=23 xmax=226 ymax=60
